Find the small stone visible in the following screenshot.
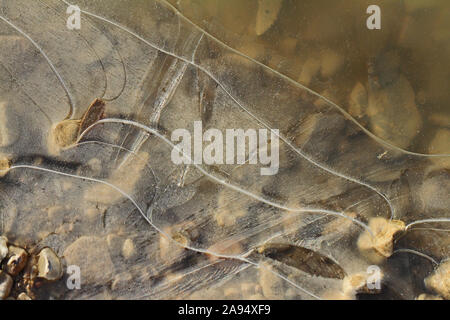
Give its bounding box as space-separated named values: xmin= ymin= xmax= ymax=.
xmin=64 ymin=236 xmax=114 ymax=285
xmin=0 ymin=157 xmax=11 ymax=177
xmin=0 ymin=271 xmax=13 ymax=300
xmin=121 ymin=238 xmax=136 ymax=260
xmin=424 ymin=260 xmax=450 ymax=299
xmin=367 ymin=74 xmax=422 ymax=149
xmin=37 ymin=247 xmax=63 ymax=281
xmin=342 ymin=273 xmax=367 ymax=296
xmin=416 ymin=170 xmax=450 ymax=214
xmin=5 ymin=245 xmax=28 ymax=276
xmin=48 ymin=119 xmax=81 ymax=154
xmin=17 ymin=292 xmax=32 ymax=300
xmin=342 ymin=271 xmax=382 ymax=296
xmin=357 ymin=217 xmax=405 ymax=263
xmin=0 ymin=236 xmax=8 ymax=262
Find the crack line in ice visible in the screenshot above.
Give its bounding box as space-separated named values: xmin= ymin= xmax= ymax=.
xmin=0 ymin=63 xmax=53 ymax=124
xmin=161 ymin=0 xmax=450 ymax=158
xmin=0 ymin=163 xmax=321 ymax=300
xmin=81 ymin=117 xmax=373 ymax=235
xmin=62 ymin=0 xmax=390 ymax=226
xmin=0 ymin=14 xmax=75 ymax=119
xmin=405 ymin=218 xmax=450 ymax=231
xmin=407 ymin=227 xmax=450 ymax=233
xmin=392 ymin=249 xmax=438 ymax=266
xmin=41 ymin=0 xmax=128 ymax=102
xmin=65 ymin=140 xmax=161 ymax=185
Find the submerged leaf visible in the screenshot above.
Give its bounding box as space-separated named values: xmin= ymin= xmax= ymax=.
xmin=258 ymin=243 xmax=347 ymax=279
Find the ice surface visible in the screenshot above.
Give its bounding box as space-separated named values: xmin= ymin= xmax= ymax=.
xmin=0 ymin=0 xmax=448 ymax=299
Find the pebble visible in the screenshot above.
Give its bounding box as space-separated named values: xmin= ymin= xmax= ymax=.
xmin=424 ymin=260 xmax=450 ymax=299
xmin=17 ymin=292 xmax=32 ymax=300
xmin=64 ymin=236 xmax=114 ymax=285
xmin=367 ymin=74 xmax=422 ymax=149
xmin=342 ymin=273 xmax=367 ymax=296
xmin=0 ymin=236 xmax=8 ymax=262
xmin=121 ymin=238 xmax=136 ymax=260
xmin=342 ymin=271 xmax=382 ymax=297
xmin=0 ymin=157 xmax=11 ymax=177
xmin=0 ymin=270 xmax=13 ymax=300
xmin=48 ymin=119 xmax=81 ymax=154
xmin=37 ymin=247 xmax=63 ymax=281
xmin=416 ymin=170 xmax=450 ymax=214
xmin=5 ymin=245 xmax=28 ymax=276
xmin=357 ymin=217 xmax=405 ymax=263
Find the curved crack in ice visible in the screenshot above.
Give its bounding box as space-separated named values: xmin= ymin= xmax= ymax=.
xmin=0 ymin=14 xmax=75 ymax=119
xmin=405 ymin=218 xmax=450 ymax=231
xmin=161 ymin=0 xmax=450 ymax=158
xmin=0 ymin=164 xmax=321 ymax=299
xmin=65 ymin=140 xmax=160 ymax=184
xmin=40 ymin=0 xmax=128 ymax=102
xmin=392 ymin=249 xmax=438 ymax=266
xmin=0 ymin=62 xmax=53 ymax=124
xmin=81 ymin=117 xmax=374 ymax=235
xmin=62 ymin=0 xmax=393 ymax=223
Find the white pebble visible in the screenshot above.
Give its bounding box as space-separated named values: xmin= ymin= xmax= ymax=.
xmin=37 ymin=247 xmax=63 ymax=281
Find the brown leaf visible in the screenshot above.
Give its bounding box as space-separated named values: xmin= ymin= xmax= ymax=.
xmin=78 ymin=98 xmax=106 ymax=136
xmin=258 ymin=243 xmax=346 ymax=279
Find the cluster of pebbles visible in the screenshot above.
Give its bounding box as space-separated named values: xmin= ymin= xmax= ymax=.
xmin=0 ymin=235 xmax=63 ymax=300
